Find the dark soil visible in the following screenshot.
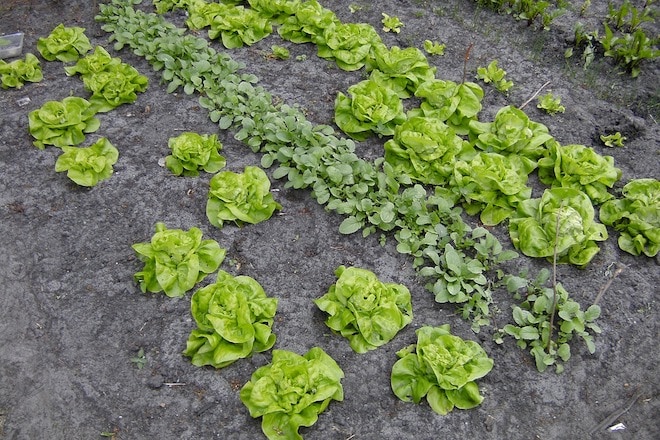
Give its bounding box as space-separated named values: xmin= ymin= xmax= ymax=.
xmin=1 ymin=1 xmax=658 ymax=439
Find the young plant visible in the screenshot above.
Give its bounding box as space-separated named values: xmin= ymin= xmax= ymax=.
xmin=316 ymin=22 xmax=382 ymax=71
xmin=413 ymin=79 xmax=484 ymax=135
xmin=600 ymin=24 xmax=659 ymax=78
xmin=240 ymin=347 xmax=344 ymax=440
xmin=334 ymin=78 xmax=406 ymax=140
xmin=165 ymin=132 xmax=226 ymax=176
xmin=183 ymin=270 xmax=278 ymax=368
xmin=54 ymin=137 xmax=119 ymax=187
xmin=28 ymin=96 xmax=101 ymax=149
xmin=206 ymin=4 xmax=273 ymax=49
xmin=599 ymin=178 xmax=660 ymax=257
xmin=277 ymin=0 xmax=340 ymax=44
xmin=269 ymin=45 xmax=290 ymax=60
xmin=476 ymin=60 xmax=513 ymax=93
xmin=538 ymin=142 xmax=622 ymax=205
xmin=600 ymin=132 xmax=626 ymax=148
xmin=381 ymin=13 xmax=404 ymax=33
xmin=314 ymin=265 xmax=413 ymax=353
xmin=132 ymin=222 xmax=226 ymax=298
xmin=508 ymin=187 xmax=608 ymax=267
xmin=495 ymin=269 xmax=602 ymax=373
xmin=423 ymin=39 xmax=446 ymax=56
xmin=536 ymin=92 xmax=565 ymax=114
xmin=365 ymin=44 xmax=437 ymax=98
xmin=0 ymin=53 xmax=43 ymax=89
xmin=130 ymin=348 xmax=147 ymax=370
xmin=37 ymin=24 xmax=92 ymax=62
xmin=206 ymin=166 xmax=281 ymax=228
xmin=391 ymin=325 xmax=494 ymax=415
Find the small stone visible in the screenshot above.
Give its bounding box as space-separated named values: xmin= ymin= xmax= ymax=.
xmin=147 ymin=374 xmax=164 ymax=389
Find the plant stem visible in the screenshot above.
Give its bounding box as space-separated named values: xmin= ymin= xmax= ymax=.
xmin=462 ymin=43 xmax=474 ymax=84
xmin=519 ymin=80 xmax=551 ymax=109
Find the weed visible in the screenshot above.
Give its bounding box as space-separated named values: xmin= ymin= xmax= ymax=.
xmin=130 ymin=348 xmax=146 ymax=369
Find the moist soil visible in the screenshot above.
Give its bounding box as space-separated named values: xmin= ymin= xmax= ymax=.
xmin=0 ymin=1 xmax=658 ymax=439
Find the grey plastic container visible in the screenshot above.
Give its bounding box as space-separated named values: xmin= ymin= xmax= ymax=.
xmin=0 ymin=33 xmax=24 ymax=59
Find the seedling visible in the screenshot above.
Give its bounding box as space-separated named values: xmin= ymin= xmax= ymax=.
xmin=423 ymin=39 xmax=446 ymax=55
xmin=600 ymin=131 xmax=626 ymax=147
xmin=130 ymin=348 xmax=147 ymax=370
xmin=269 ymin=45 xmax=290 ymax=60
xmin=536 ymin=92 xmax=565 ymax=114
xmin=381 ymin=13 xmax=404 ymax=33
xmin=476 ymin=60 xmax=513 ymax=93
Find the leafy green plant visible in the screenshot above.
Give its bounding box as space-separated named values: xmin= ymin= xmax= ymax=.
xmin=476 ymin=60 xmax=513 ymax=93
xmin=365 ymin=44 xmax=437 ymax=98
xmin=314 ymin=265 xmax=413 ymax=353
xmin=412 ymin=79 xmax=484 ymax=135
xmin=606 ymin=0 xmax=655 ymax=32
xmin=132 ymin=222 xmax=226 ymax=298
xmin=277 ymin=0 xmax=340 ymax=44
xmin=453 ymin=152 xmax=534 ymax=225
xmin=391 ymin=325 xmax=494 ymax=415
xmin=130 ymin=348 xmax=147 ymax=370
xmin=183 ymin=270 xmax=278 ymax=368
xmin=316 ymin=22 xmax=382 ymax=71
xmin=536 ymin=92 xmax=565 ymax=114
xmin=600 ymin=24 xmax=659 ymax=78
xmin=495 ymin=269 xmax=601 ymax=373
xmin=206 ymin=166 xmax=281 ymax=228
xmin=538 ymin=142 xmax=622 ymax=204
xmin=37 ymin=23 xmax=92 ymax=62
xmin=240 ymin=347 xmax=344 ymax=440
xmin=384 ymin=116 xmax=473 ymax=186
xmin=423 ymin=39 xmax=446 ymax=56
xmin=54 ymin=137 xmax=119 ymax=187
xmin=334 ymin=78 xmax=406 ymax=140
xmin=600 ymin=131 xmax=626 ymax=147
xmin=469 ymin=105 xmax=553 ymax=167
xmin=165 ymin=132 xmax=226 ymax=176
xmin=207 ymin=4 xmax=273 ymax=49
xmin=269 ymin=45 xmax=290 ymax=60
xmin=381 ymin=13 xmax=404 ymax=33
xmin=28 ymin=96 xmax=101 ymax=149
xmin=600 ymin=178 xmax=660 ymax=257
xmin=0 ymin=53 xmax=43 ymax=89
xmin=247 ymin=0 xmax=302 ymax=24
xmin=509 ymin=187 xmax=608 ymax=267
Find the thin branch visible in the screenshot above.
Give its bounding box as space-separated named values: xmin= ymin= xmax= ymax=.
xmin=520 ymin=80 xmax=551 ymax=109
xmin=462 ymin=43 xmax=474 ymax=84
xmin=588 ymin=387 xmax=642 ymax=435
xmin=593 ymin=263 xmax=626 ymax=305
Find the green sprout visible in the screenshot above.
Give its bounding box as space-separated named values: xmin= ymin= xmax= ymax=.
xmin=382 ymin=13 xmax=404 ymax=33
xmin=537 ymin=92 xmax=565 ymax=115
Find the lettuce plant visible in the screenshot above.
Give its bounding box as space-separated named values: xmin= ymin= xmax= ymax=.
xmin=64 ymin=46 xmax=120 ymax=77
xmin=412 ymin=79 xmax=483 ymax=135
xmin=365 ymin=44 xmax=437 ymax=98
xmin=600 ymin=178 xmax=660 ymax=257
xmin=37 ymin=24 xmax=92 ymax=62
xmin=334 ymin=78 xmax=406 ymax=141
xmin=317 ymin=22 xmax=382 ymax=71
xmin=83 ymin=61 xmax=149 ymax=112
xmin=165 ymin=132 xmax=226 ymax=176
xmin=0 ymin=53 xmax=43 ymax=89
xmin=247 ymin=0 xmax=302 ymax=23
xmin=183 ymin=270 xmax=277 ymax=368
xmin=391 ymin=325 xmax=494 ymax=415
xmin=536 ymin=92 xmax=565 ymax=115
xmin=384 ymin=116 xmax=474 ymax=186
xmin=132 ymin=222 xmax=226 ymax=298
xmin=381 ymin=13 xmax=404 ymax=33
xmin=277 ymin=0 xmax=340 ymax=44
xmin=476 ymin=60 xmax=513 ymax=93
xmin=509 ymin=188 xmax=608 ymax=267
xmin=538 ymin=142 xmax=622 ymax=205
xmin=468 ymin=105 xmax=553 ymax=167
xmin=453 ymin=152 xmax=534 ymax=226
xmin=240 ymin=347 xmax=344 ymax=440
xmin=423 ymin=39 xmax=446 ymax=56
xmin=314 ymin=266 xmax=413 ymax=353
xmin=28 ymin=96 xmax=101 ymax=149
xmin=206 ymin=4 xmax=273 ymax=49
xmin=206 ymin=166 xmax=281 ymax=228
xmin=54 ymin=137 xmax=119 ymax=187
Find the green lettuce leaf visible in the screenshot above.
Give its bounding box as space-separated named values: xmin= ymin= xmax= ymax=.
xmin=316 ymin=22 xmax=381 ymax=71
xmin=28 ymin=96 xmax=101 ymax=149
xmin=314 ymin=266 xmax=413 ymax=353
xmin=600 ymin=178 xmax=659 ymax=257
xmin=0 ymin=53 xmax=43 ymax=89
xmin=384 ymin=116 xmax=475 ymax=186
xmin=165 ymin=132 xmax=226 ymax=176
xmin=206 ymin=166 xmax=281 ymax=228
xmin=54 ymin=137 xmax=119 ymax=187
xmin=365 ymin=44 xmax=436 ymax=97
xmin=509 ymin=187 xmax=608 ymax=267
xmin=240 ymin=347 xmax=344 ymax=440
xmin=412 ymin=79 xmax=483 ymax=135
xmin=37 ymin=24 xmax=91 ymax=62
xmin=132 ymin=222 xmax=226 ymax=297
xmin=538 ymin=142 xmax=622 ymax=205
xmin=391 ymin=325 xmax=493 ymax=415
xmin=183 ymin=270 xmax=277 ymax=368
xmin=334 ymin=78 xmax=406 ymax=141
xmin=278 ymin=0 xmax=340 ymax=44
